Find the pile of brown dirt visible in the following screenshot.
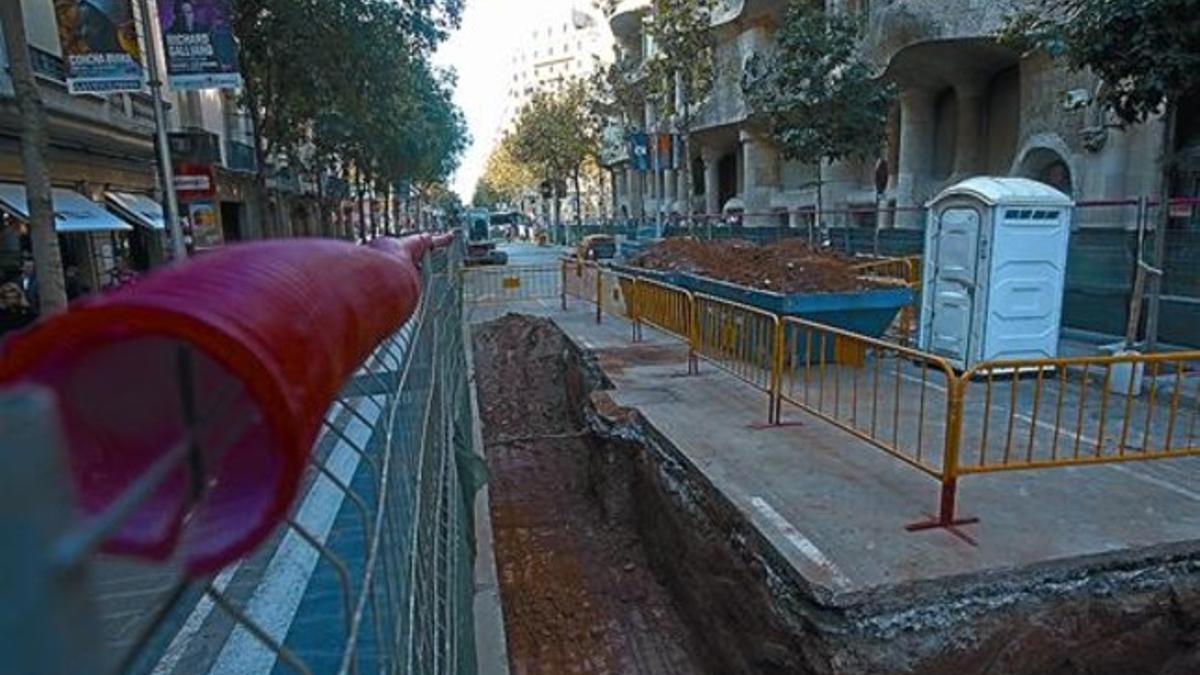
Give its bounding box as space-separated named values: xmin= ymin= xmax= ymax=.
xmin=632 ymin=238 xmax=875 ymax=293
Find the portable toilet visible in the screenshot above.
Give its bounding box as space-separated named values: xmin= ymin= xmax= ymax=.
xmin=919 ymin=177 xmax=1074 ymax=371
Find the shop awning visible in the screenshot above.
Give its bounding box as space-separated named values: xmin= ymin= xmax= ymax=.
xmin=0 ymin=183 xmax=133 ymax=233
xmin=105 ymin=191 xmax=166 ymax=230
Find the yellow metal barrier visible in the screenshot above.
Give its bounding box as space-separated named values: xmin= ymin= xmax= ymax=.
xmin=777 ymin=317 xmax=959 ymax=481
xmin=852 ymin=255 xmax=922 ymax=346
xmin=692 ymin=294 xmax=781 ymax=420
xmin=632 ymin=276 xmax=694 ymax=347
xmin=551 ymin=264 xmax=1200 ymax=537
xmin=462 ymin=264 xmax=561 ymax=305
xmin=599 ymin=268 xmax=637 ymax=321
xmin=959 ymin=352 xmax=1200 ymax=474
xmin=561 ymin=258 xmax=598 ymax=306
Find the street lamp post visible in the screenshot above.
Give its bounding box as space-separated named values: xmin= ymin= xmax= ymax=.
xmin=135 ymin=0 xmax=187 ymax=261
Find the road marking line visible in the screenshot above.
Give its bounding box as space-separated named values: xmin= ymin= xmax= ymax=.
xmin=151 ymin=563 xmax=241 ymax=675
xmin=205 ymin=396 xmax=383 ymax=675
xmin=750 ymin=497 xmax=852 ymax=591
xmin=153 ymin=398 xmax=380 ymax=675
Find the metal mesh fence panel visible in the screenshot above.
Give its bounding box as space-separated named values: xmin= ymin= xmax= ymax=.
xmin=1 ymin=243 xmax=480 ymax=675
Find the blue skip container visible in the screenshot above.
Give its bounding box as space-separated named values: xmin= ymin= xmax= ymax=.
xmin=676 ymin=274 xmax=912 ymax=339
xmin=609 ymin=263 xmax=913 ymax=339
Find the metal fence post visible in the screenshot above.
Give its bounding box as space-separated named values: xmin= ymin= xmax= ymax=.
xmin=595 ymin=265 xmax=603 ymax=325
xmin=629 ymin=277 xmax=642 ymax=343
xmin=560 ymin=259 xmax=568 ymax=311
xmin=687 ymin=292 xmax=699 ymax=375
xmin=1 ymin=387 xmax=103 ymax=674
xmin=769 ymin=317 xmax=785 ymax=425
xmin=907 ymin=374 xmax=979 ymax=538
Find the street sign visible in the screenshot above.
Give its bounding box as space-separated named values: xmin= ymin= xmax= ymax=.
xmin=174 ymin=164 xmax=217 ymax=202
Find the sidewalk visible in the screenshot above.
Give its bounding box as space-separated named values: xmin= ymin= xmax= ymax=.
xmin=472 ymin=298 xmax=1200 ymax=599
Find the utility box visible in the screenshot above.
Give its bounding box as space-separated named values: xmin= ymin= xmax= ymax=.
xmin=919 ymin=177 xmax=1074 ymax=371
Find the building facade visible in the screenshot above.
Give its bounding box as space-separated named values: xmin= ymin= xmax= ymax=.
xmin=604 ymin=0 xmax=1200 ymax=228
xmin=496 ymin=3 xmax=613 ymax=222
xmin=0 ymin=0 xmax=318 ymax=295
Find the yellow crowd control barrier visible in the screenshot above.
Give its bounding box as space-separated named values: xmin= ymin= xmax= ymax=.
xmin=554 ymin=259 xmax=1200 ymax=536
xmin=599 ymin=268 xmax=637 ymax=321
xmin=692 ymin=294 xmax=782 ymax=421
xmin=851 ymin=255 xmax=922 ymax=346
xmin=560 ymin=258 xmax=599 ymax=308
xmin=462 ymin=264 xmax=562 ymax=305
xmin=776 ymin=318 xmax=959 ymax=481
xmin=631 ymin=276 xmax=694 ymax=346
xmin=959 ymin=352 xmax=1200 ymax=473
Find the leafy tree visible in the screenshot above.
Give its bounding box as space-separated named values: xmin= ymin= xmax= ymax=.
xmin=232 ymin=0 xmax=467 ymax=237
xmin=509 ymin=80 xmax=599 ymax=228
xmin=1002 ymin=0 xmax=1200 ymax=348
xmin=477 ymin=134 xmax=536 ymax=208
xmin=472 ymin=179 xmax=502 ymax=209
xmin=742 ymin=3 xmax=893 ymax=226
xmin=0 ymin=1 xmax=66 ymax=314
xmin=650 ymin=0 xmax=719 ymax=225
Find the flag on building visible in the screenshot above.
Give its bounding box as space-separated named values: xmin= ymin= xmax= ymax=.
xmin=629 ymin=133 xmax=651 ymax=172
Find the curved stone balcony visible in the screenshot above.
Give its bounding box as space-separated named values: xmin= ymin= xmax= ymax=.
xmin=865 ymin=0 xmax=1026 ymax=72
xmin=609 ymin=0 xmax=651 ymax=38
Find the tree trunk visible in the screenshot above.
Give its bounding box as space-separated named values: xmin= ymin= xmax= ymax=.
xmin=1144 ymin=104 xmax=1176 ymax=353
xmin=0 ymin=2 xmax=67 ymax=315
xmin=243 ymin=86 xmax=273 ymax=239
xmin=355 ymin=171 xmax=366 ymax=242
xmin=677 ymin=71 xmax=694 ymax=238
xmin=383 ymin=183 xmax=393 ymax=235
xmin=573 ymin=167 xmax=582 ymax=228
xmin=315 ymin=168 xmax=330 ymax=238
xmin=552 ymin=181 xmax=562 ymax=245
xmin=814 ymin=163 xmax=825 ymax=248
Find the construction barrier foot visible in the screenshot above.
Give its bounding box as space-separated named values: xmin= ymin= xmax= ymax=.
xmin=905 ymin=516 xmax=980 ymax=546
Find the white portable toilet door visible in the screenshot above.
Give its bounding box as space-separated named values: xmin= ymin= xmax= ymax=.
xmin=928 ymin=207 xmax=982 ymax=366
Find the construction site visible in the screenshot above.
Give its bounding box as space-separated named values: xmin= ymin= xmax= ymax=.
xmin=5 ymin=231 xmax=1200 ymax=675
xmin=464 ymin=238 xmax=1200 ymax=675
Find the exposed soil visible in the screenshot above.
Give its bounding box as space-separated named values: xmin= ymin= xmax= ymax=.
xmin=473 ymin=314 xmax=714 ymax=674
xmin=632 ymin=238 xmax=875 ymax=293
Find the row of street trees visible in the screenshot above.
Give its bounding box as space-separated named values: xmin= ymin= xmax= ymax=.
xmin=0 ymin=0 xmax=468 ymax=316
xmin=474 ymin=79 xmax=600 ymax=229
xmin=232 ymin=0 xmax=468 ymax=238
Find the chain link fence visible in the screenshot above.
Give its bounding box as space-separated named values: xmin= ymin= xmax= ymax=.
xmin=1 ymin=242 xmax=482 ymax=675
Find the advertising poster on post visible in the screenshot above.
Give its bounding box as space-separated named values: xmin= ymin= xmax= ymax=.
xmin=159 ymin=0 xmax=243 ymax=90
xmin=53 ymin=0 xmax=146 ymax=94
xmin=187 ymin=201 xmax=224 ymax=249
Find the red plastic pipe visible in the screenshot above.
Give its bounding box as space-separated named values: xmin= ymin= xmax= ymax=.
xmin=0 ymin=234 xmax=450 ymax=574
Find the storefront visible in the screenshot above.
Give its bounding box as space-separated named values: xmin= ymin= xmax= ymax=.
xmin=104 ymin=191 xmax=169 ymax=269
xmin=0 ymin=183 xmax=135 ymax=294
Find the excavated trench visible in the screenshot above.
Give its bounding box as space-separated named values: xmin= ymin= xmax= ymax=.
xmin=473 ymin=314 xmax=1200 ymax=675
xmin=474 ymin=314 xmax=818 ymax=674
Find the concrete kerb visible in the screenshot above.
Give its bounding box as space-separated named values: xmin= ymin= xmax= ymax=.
xmin=464 ymin=320 xmax=511 ymax=675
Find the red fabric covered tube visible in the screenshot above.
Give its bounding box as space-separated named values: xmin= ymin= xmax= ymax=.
xmin=0 ymin=238 xmax=426 ymax=574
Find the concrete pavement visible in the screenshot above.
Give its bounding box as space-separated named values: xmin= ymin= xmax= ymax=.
xmin=472 ymin=295 xmax=1200 ymax=599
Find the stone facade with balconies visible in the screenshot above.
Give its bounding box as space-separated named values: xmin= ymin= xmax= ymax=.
xmin=602 ymin=0 xmax=1197 ymax=229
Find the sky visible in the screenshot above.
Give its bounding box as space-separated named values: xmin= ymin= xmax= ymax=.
xmin=434 ymin=0 xmax=570 ymax=201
